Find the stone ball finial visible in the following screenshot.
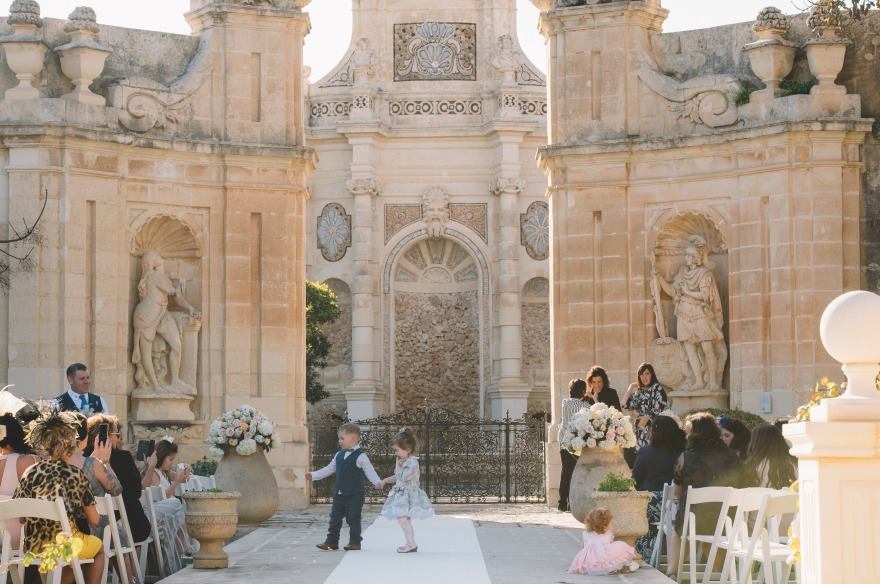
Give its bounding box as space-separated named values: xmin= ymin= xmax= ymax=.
xmin=7 ymin=0 xmax=43 ymax=27
xmin=807 ymin=0 xmax=844 ymax=37
xmin=819 ymin=291 xmax=880 ymax=365
xmin=753 ymin=6 xmax=789 ymax=35
xmin=63 ymin=6 xmax=99 ymax=34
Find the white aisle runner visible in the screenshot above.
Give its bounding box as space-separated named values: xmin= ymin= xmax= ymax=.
xmin=323 ymin=516 xmax=492 ymax=584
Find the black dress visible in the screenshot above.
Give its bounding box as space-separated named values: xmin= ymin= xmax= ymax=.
xmin=110 ymin=448 xmax=152 ymax=542
xmin=673 ymin=445 xmax=742 ymax=535
xmin=584 ymin=386 xmax=622 ymax=410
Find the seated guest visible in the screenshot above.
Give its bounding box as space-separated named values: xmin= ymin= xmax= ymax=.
xmin=14 ymin=411 xmax=105 ymax=584
xmin=56 ymin=363 xmax=109 ymax=415
xmin=667 ymin=413 xmax=742 ymax=576
xmin=718 ymin=416 xmax=751 ymax=461
xmin=86 ymin=415 xmax=152 ymax=543
xmin=69 ymin=414 xmax=122 ymax=527
xmin=0 ymin=413 xmax=38 ymax=549
xmin=743 ymin=424 xmax=798 ymax=489
xmin=631 ymin=415 xmax=686 ymax=561
xmin=141 ymin=439 xmax=198 ymax=574
xmin=584 ymin=366 xmax=622 ymax=410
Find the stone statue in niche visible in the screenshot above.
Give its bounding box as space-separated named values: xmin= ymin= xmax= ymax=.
xmin=132 ymin=250 xmax=201 ymax=396
xmin=652 ymin=235 xmax=727 ymax=391
xmin=491 ymin=34 xmax=519 ymax=85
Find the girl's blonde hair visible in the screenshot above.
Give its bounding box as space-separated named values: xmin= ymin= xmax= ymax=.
xmin=26 ymin=410 xmax=80 ymax=460
xmin=585 ymin=507 xmax=613 ymax=534
xmin=391 ymin=427 xmax=416 ymax=453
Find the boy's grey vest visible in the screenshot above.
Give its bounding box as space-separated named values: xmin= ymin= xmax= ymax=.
xmin=334 ymin=448 xmax=365 ymax=496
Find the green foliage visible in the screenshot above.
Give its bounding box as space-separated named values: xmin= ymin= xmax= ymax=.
xmin=23 ymin=534 xmax=83 ymax=573
xmin=207 ymin=487 xmax=224 ymax=493
xmin=683 ymin=408 xmax=767 ymax=430
xmin=306 ymin=281 xmax=342 ymax=405
xmin=191 ymin=456 xmax=218 ymax=477
xmin=735 ymin=84 xmax=757 ymax=106
xmin=596 ymin=472 xmax=636 ymax=492
xmin=779 ymin=78 xmax=817 ymax=97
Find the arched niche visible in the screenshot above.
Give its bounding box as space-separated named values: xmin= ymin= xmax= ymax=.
xmin=522 ymin=277 xmax=550 ymax=413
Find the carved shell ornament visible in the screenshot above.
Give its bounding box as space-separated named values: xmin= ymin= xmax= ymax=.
xmin=131 ymin=215 xmax=201 ymax=258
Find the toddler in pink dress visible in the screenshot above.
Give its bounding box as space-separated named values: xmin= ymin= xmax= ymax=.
xmin=569 ymin=507 xmax=640 ymax=576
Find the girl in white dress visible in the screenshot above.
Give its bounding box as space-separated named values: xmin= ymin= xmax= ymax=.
xmin=378 ymin=428 xmax=433 ymax=553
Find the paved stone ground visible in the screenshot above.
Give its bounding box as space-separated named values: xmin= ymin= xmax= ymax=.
xmin=159 ymin=505 xmax=672 ymax=584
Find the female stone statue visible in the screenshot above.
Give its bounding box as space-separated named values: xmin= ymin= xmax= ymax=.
xmin=131 ymin=250 xmax=199 ymax=392
xmin=653 ymin=235 xmax=725 ymax=391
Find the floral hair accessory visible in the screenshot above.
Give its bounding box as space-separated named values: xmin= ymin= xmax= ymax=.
xmin=161 ymin=435 xmax=174 ymax=444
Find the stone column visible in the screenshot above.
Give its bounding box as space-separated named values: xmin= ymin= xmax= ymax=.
xmin=783 ymin=291 xmax=880 ymax=584
xmin=487 ymin=163 xmax=531 ymax=419
xmin=344 ymin=175 xmax=382 ymax=420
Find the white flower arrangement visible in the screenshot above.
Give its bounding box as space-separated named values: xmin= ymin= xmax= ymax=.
xmin=207 ymin=404 xmax=274 ymax=457
xmin=560 ymin=402 xmax=637 ymax=455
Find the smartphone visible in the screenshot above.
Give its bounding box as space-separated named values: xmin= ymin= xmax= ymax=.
xmin=136 ymin=439 xmax=156 ymax=461
xmin=97 ymin=423 xmax=109 ymax=446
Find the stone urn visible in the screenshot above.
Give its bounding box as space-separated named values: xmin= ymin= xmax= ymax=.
xmin=804 ymin=0 xmax=850 ymax=97
xmin=592 ymin=490 xmax=651 ymax=547
xmin=0 ymin=0 xmax=47 ymax=101
xmin=182 ymin=490 xmax=241 ymax=569
xmin=54 ymin=7 xmax=112 ymax=106
xmin=214 ymin=448 xmax=278 ymax=526
xmin=744 ymin=7 xmax=795 ymax=102
xmin=569 ymin=447 xmax=630 ymax=523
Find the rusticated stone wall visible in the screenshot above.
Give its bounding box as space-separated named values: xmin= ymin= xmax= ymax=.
xmin=523 ymin=302 xmax=550 ymax=413
xmin=394 ymin=291 xmax=480 ymax=413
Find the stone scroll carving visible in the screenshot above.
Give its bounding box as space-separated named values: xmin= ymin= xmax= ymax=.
xmin=317 ymin=203 xmax=351 ymax=262
xmin=130 ymin=215 xmax=203 ymax=422
xmin=650 ymin=213 xmax=728 ymax=393
xmin=394 ymin=22 xmax=477 ymax=82
xmin=638 ymin=53 xmax=740 ymax=128
xmin=520 ymin=201 xmax=550 ymax=261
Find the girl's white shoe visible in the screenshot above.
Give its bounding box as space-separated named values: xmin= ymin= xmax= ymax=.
xmin=396 ymin=545 xmax=418 ymax=553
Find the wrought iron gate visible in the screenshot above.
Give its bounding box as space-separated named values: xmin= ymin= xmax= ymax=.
xmin=309 ymin=407 xmax=546 ymax=504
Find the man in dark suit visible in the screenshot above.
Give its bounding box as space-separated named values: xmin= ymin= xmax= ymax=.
xmin=56 ymin=363 xmax=109 ymax=415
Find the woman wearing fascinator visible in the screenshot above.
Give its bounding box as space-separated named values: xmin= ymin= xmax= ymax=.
xmin=376 ymin=427 xmax=433 ymax=553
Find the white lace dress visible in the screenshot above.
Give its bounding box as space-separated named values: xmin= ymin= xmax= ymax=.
xmin=380 ymin=456 xmax=434 ymax=520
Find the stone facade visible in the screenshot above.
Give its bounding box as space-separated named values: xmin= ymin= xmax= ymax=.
xmin=0 ymin=0 xmax=314 ymax=510
xmin=534 ymin=0 xmax=872 ymax=507
xmin=307 ymin=0 xmax=550 ymax=420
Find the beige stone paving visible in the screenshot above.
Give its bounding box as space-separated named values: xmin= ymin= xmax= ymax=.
xmin=160 ymin=505 xmax=671 ymax=584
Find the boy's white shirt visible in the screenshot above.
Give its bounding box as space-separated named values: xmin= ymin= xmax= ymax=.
xmin=310 ymin=443 xmax=382 ymax=485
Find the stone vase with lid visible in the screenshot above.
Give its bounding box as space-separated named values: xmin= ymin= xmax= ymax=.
xmin=182 ymin=490 xmax=241 ymax=569
xmin=568 ymin=447 xmax=631 ymax=523
xmin=744 ymin=7 xmax=796 ymax=102
xmin=214 ymin=447 xmax=279 ymax=526
xmin=803 ymin=0 xmax=851 ymax=97
xmin=0 ymin=0 xmax=47 ymax=101
xmin=54 ymin=7 xmax=112 ymax=105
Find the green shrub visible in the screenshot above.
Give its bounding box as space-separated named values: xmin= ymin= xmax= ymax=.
xmin=192 ymin=456 xmax=218 ymax=477
xmin=735 ymin=83 xmax=758 ymax=106
xmin=206 ymin=487 xmax=223 ymax=493
xmin=779 ymin=78 xmax=816 ymax=97
xmin=596 ymin=472 xmax=636 ymax=492
xmin=682 ymin=408 xmax=767 ymax=429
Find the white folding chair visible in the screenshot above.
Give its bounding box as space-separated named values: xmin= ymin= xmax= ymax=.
xmin=651 ymin=483 xmax=678 ymax=570
xmin=708 ymin=488 xmax=781 ymax=584
xmin=95 ymin=494 xmax=129 ymax=584
xmin=0 ymin=497 xmax=98 ymax=584
xmin=677 ymin=486 xmax=734 ymax=584
xmin=112 ymin=495 xmax=147 ymax=584
xmin=139 ymin=487 xmax=165 ymax=579
xmin=732 ymin=493 xmax=798 ymax=584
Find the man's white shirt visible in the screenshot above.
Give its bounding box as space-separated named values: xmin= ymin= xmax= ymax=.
xmin=66 ymin=388 xmax=110 ymax=414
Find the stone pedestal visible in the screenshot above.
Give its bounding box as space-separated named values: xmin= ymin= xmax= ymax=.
xmin=668 ymin=390 xmax=729 ymax=413
xmin=131 ymin=393 xmax=196 ymax=423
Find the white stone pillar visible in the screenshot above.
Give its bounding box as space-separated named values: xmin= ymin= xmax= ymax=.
xmin=783 ymin=291 xmax=880 ymax=584
xmin=344 ymin=175 xmax=382 ymax=420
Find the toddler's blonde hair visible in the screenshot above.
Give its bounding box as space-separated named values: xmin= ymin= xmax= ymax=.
xmin=585 ymin=507 xmax=612 ymax=534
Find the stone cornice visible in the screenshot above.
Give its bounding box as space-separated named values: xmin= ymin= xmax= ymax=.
xmin=540 ymin=1 xmax=668 ymax=35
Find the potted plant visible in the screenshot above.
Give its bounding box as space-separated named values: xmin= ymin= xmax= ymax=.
xmin=561 ymin=402 xmax=637 ymax=522
xmin=182 ymin=488 xmax=241 ymax=569
xmin=207 ymin=405 xmax=278 ymax=525
xmin=591 ymin=473 xmax=651 ymax=547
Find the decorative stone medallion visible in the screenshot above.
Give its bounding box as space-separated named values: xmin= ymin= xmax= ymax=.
xmin=449 ymin=203 xmax=488 ymax=243
xmin=520 ymin=201 xmax=550 ymax=261
xmin=317 ymin=203 xmax=351 ymax=262
xmin=394 ymin=22 xmax=477 ymax=82
xmin=385 ymin=204 xmax=422 ymax=243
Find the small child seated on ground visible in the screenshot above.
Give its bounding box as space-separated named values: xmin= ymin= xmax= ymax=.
xmin=569 ymin=507 xmax=641 ymax=576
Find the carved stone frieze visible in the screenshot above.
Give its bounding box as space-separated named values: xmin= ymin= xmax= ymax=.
xmin=520 ymin=201 xmax=550 ymax=261
xmin=519 ymin=98 xmax=548 ymax=116
xmin=449 ymin=203 xmax=488 ymax=243
xmin=385 ymin=205 xmax=422 ymax=243
xmin=309 ymin=100 xmax=352 ymax=120
xmin=131 ymin=423 xmax=204 ymax=443
xmin=317 ymin=203 xmax=351 ymax=262
xmin=389 ymin=99 xmax=482 ymax=116
xmin=393 ymin=22 xmax=477 ymax=82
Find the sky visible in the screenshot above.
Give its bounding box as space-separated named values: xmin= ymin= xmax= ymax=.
xmin=2 ymin=0 xmax=794 ymax=81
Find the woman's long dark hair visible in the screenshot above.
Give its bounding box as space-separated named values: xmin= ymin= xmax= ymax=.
xmin=0 ymin=413 xmax=33 ymax=454
xmin=650 ymin=415 xmax=686 ymax=453
xmin=636 ymin=363 xmax=659 ymax=388
xmin=718 ymin=417 xmax=751 ymax=459
xmin=586 ymin=366 xmax=610 ymax=394
xmin=155 ymin=440 xmax=178 ymax=469
xmin=568 ymin=379 xmax=587 ymax=400
xmin=685 ymin=412 xmax=725 ymax=450
xmin=745 ymin=425 xmax=797 ymax=489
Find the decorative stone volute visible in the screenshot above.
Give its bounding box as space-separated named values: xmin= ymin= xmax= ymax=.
xmin=0 ymin=0 xmax=46 ymax=101
xmin=744 ymin=7 xmax=795 ymax=102
xmin=54 ymin=6 xmax=112 ymax=105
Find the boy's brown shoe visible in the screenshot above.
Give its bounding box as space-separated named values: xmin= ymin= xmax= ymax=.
xmin=343 ymin=543 xmax=361 ymax=551
xmin=316 ymin=543 xmax=338 ymax=551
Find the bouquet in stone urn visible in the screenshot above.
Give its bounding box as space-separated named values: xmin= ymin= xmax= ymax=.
xmin=561 ymin=402 xmax=636 ymax=455
xmin=207 ymin=404 xmax=274 ymax=457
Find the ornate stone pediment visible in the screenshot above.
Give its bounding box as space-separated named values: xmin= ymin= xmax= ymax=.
xmin=393 ymin=22 xmax=477 ymax=82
